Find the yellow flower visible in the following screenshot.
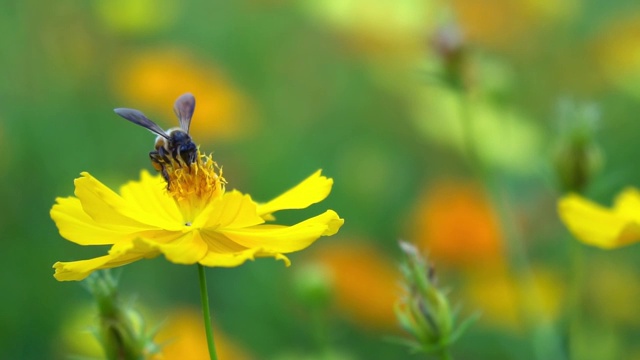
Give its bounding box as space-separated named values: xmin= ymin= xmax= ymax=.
xmin=451 ymin=0 xmax=579 ymax=51
xmin=558 ymin=189 xmax=640 ymax=249
xmin=156 ymin=308 xmax=254 ymax=360
xmin=462 ymin=266 xmax=563 ymax=331
xmin=93 ymin=0 xmax=179 ymax=36
xmin=51 ymin=152 xmax=343 ymax=281
xmin=299 ymin=0 xmax=438 ymax=59
xmin=592 ymin=12 xmax=640 ymax=98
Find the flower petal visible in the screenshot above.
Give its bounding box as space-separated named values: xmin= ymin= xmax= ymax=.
xmin=136 ymin=231 xmax=209 ymax=264
xmin=75 ymin=172 xmax=181 ymax=230
xmin=119 ymin=170 xmax=183 ymax=227
xmin=51 ymin=197 xmax=135 ymax=245
xmin=219 ymin=210 xmax=344 ymax=253
xmin=53 ymin=242 xmax=160 ymax=281
xmin=613 ymin=187 xmax=640 ymax=222
xmin=193 ymin=190 xmax=264 ymax=229
xmin=558 ymin=193 xmax=640 ymax=249
xmin=256 ymin=170 xmax=333 ymax=217
xmin=198 ymin=247 xmax=263 ymax=267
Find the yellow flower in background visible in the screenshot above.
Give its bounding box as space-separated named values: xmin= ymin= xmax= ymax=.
xmin=410 ymin=85 xmax=542 ymax=174
xmin=558 ymin=189 xmax=640 ymax=249
xmin=592 ymin=12 xmax=640 ymax=98
xmin=310 ymin=242 xmax=400 ymax=331
xmin=157 ymin=308 xmax=254 ymax=360
xmin=451 ymin=0 xmax=579 ymax=51
xmin=412 ymin=180 xmax=505 ymax=270
xmin=299 ymin=0 xmax=438 ymax=60
xmin=94 ymin=0 xmax=179 ymax=36
xmin=51 ymin=150 xmax=343 ymax=281
xmin=113 ymin=49 xmax=251 ymax=140
xmin=584 ymin=260 xmax=640 ymax=327
xmin=58 ymin=306 xmax=254 ymax=360
xmin=462 ymin=267 xmax=563 ymax=331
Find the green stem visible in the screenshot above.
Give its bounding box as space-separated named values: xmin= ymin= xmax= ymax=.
xmin=198 ymin=264 xmax=218 ymax=360
xmin=568 ymin=238 xmax=586 ymax=359
xmin=438 ymin=347 xmax=453 ymax=360
xmin=456 ymin=93 xmax=565 ymax=360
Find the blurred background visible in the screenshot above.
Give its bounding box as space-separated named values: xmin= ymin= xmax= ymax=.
xmin=2 ymin=0 xmax=640 ymax=359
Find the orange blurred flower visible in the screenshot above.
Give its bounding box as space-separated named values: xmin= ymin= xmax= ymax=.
xmin=156 ymin=308 xmax=254 ymax=360
xmin=412 ymin=180 xmax=504 ymax=271
xmin=112 ymin=48 xmax=253 ymax=141
xmin=310 ymin=242 xmax=400 ymax=331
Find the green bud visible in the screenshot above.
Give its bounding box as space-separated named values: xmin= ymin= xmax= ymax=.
xmin=84 ymin=271 xmax=160 ymax=360
xmin=394 ymin=241 xmax=474 ymax=355
xmin=291 ymin=263 xmax=334 ymax=311
xmin=552 ymin=101 xmax=603 ymax=193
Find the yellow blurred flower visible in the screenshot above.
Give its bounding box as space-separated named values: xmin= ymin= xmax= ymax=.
xmin=311 ymin=242 xmax=400 ymax=331
xmin=157 ymin=308 xmax=254 ymax=360
xmin=462 ymin=267 xmax=563 ymax=330
xmin=592 ymin=13 xmax=640 ymax=98
xmin=299 ymin=0 xmax=438 ymax=60
xmin=584 ymin=259 xmax=640 ymax=327
xmin=51 ymin=147 xmax=343 ymax=280
xmin=451 ymin=0 xmax=579 ymax=51
xmin=558 ymin=189 xmax=640 ymax=249
xmin=113 ymin=49 xmax=251 ymax=140
xmin=94 ymin=0 xmax=179 ymax=36
xmin=58 ymin=305 xmax=104 ymax=358
xmin=410 ymin=85 xmax=542 ymax=174
xmin=412 ymin=180 xmax=505 ymax=270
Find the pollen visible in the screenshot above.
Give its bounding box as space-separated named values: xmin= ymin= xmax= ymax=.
xmin=165 ymin=151 xmax=226 ymax=216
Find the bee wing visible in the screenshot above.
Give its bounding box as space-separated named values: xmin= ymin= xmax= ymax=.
xmin=114 ymin=108 xmax=169 ymax=138
xmin=173 ymin=93 xmax=195 ymax=133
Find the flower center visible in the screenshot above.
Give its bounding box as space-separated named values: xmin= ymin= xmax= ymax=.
xmin=164 ymin=150 xmax=226 ymax=221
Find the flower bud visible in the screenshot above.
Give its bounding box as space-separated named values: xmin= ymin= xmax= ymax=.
xmin=552 ymin=101 xmax=603 ymax=193
xmin=395 ymin=241 xmax=475 ymax=354
xmin=291 ymin=262 xmax=334 ymax=310
xmin=84 ymin=271 xmax=161 ymax=360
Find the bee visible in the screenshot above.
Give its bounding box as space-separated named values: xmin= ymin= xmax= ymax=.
xmin=114 ymin=93 xmax=198 ymax=182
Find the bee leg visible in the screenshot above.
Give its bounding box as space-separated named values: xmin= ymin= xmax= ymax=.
xmin=149 ymin=150 xmax=170 ymax=184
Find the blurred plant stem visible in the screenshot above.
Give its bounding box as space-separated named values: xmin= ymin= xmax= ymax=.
xmin=85 ymin=271 xmax=160 ymax=360
xmin=198 ymin=264 xmax=218 ymax=360
xmin=488 ymin=186 xmax=565 ymax=360
xmin=292 ymin=263 xmax=335 ymax=358
xmin=454 ymin=87 xmax=566 ymax=360
xmin=567 ymin=239 xmax=587 ymax=360
xmin=553 ymin=102 xmax=602 ymax=359
xmin=311 ymin=306 xmax=331 ymax=359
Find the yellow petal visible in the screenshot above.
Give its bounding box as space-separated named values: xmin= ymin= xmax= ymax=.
xmin=53 ymin=242 xmax=160 ymax=281
xmin=119 ymin=170 xmax=183 ymax=227
xmin=613 ymin=187 xmax=640 ymax=222
xmin=219 ymin=210 xmax=344 ymax=253
xmin=558 ymin=194 xmax=640 ymax=249
xmin=51 ymin=197 xmax=135 ymax=245
xmin=199 ymin=229 xmax=248 ymax=253
xmin=74 ymin=172 xmax=181 ymax=230
xmin=136 ymin=231 xmax=209 ymax=264
xmin=193 ymin=190 xmax=264 ymax=229
xmin=198 ymin=247 xmax=262 ymax=267
xmin=256 ymin=170 xmax=334 ymax=217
